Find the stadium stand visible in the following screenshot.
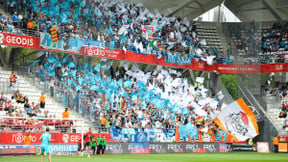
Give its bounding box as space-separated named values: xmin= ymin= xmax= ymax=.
xmin=0 ymin=0 xmax=233 ymax=65
xmin=225 ymin=21 xmax=288 ymax=64
xmin=0 ymin=0 xmax=286 ymax=144
xmin=0 ymin=67 xmax=90 ymax=133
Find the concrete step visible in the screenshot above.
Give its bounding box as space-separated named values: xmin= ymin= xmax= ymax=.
xmin=0 ymin=68 xmax=93 ymax=132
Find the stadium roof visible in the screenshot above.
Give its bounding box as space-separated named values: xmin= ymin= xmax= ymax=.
xmin=126 ymin=0 xmax=288 ymax=22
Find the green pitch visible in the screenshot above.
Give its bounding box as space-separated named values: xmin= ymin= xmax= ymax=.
xmin=0 ymin=153 xmax=288 ymax=162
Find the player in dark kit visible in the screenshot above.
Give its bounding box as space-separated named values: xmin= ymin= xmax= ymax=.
xmin=96 ymin=135 xmax=103 ymax=155
xmin=102 ymin=135 xmax=107 ymax=155
xmin=80 ymin=128 xmax=93 ymax=157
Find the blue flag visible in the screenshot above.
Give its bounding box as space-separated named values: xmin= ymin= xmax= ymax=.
xmin=110 ymin=40 xmax=115 ymax=50
xmin=109 ymin=26 xmax=114 ymax=35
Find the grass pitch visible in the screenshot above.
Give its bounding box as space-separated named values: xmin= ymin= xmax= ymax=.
xmin=0 ymin=153 xmax=288 ymax=162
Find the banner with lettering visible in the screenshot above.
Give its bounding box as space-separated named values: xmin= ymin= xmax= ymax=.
xmin=0 ymin=144 xmax=78 ymax=155
xmin=0 ymin=132 xmax=110 ymax=144
xmin=1 ymin=142 xmax=233 ymax=155
xmin=39 ymin=32 xmax=105 ymax=53
xmin=105 ymin=142 xmax=233 ymax=154
xmin=0 ymin=32 xmax=39 ymax=49
xmin=3 ymin=32 xmax=288 ymax=74
xmin=110 ymin=127 xmax=175 ymax=142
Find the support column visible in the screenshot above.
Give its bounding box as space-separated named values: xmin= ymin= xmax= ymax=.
xmin=145 ymin=64 xmax=154 ymax=72
xmin=189 ymin=70 xmax=196 ymax=84
xmin=0 ymin=47 xmax=8 ymax=67
xmin=5 ymin=46 xmax=13 ymax=65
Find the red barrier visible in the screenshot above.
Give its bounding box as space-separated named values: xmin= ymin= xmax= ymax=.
xmin=0 ymin=32 xmax=40 ymax=49
xmin=0 ymin=148 xmax=36 ymax=156
xmin=279 ymin=136 xmax=288 ymax=142
xmin=1 ymin=31 xmax=288 ymax=74
xmin=0 ymin=132 xmax=110 ymax=144
xmin=79 ymin=46 xmax=288 ymax=74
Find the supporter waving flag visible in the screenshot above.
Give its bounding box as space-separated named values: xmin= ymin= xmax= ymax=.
xmin=214 ymin=98 xmax=259 ymax=141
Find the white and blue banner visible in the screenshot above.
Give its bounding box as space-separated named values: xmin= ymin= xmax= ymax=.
xmin=110 ymin=127 xmax=175 ymax=142
xmin=40 ymin=32 xmax=105 ymax=52
xmin=164 ymin=54 xmax=192 ymax=65
xmin=0 ymin=144 xmax=78 ymax=155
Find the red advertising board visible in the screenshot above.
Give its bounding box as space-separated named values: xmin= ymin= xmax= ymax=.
xmin=279 ymin=136 xmax=288 ymax=142
xmin=0 ymin=32 xmax=40 ymax=49
xmin=0 ymin=148 xmax=36 ymax=156
xmin=0 ymin=132 xmax=110 ymax=144
xmin=79 ymin=46 xmax=288 ymax=74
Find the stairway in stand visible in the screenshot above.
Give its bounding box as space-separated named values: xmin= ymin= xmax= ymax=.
xmin=266 ymin=94 xmax=288 ymax=136
xmin=0 ymin=67 xmax=94 ymax=133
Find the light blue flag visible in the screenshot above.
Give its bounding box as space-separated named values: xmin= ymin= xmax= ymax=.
xmin=130 ymin=91 xmax=138 ymax=100
xmin=56 ymin=58 xmax=62 ymax=67
xmin=88 ymin=72 xmax=95 ymax=85
xmin=161 ymin=99 xmax=170 ymax=107
xmin=109 ymin=26 xmax=114 ymax=35
xmin=96 ymin=87 xmax=105 ymax=94
xmin=32 ymin=59 xmax=41 ymax=64
xmin=120 ymin=34 xmax=127 ymax=43
xmin=84 ymin=61 xmax=89 ymax=71
xmin=154 ymin=99 xmax=163 ymax=109
xmin=78 ymin=65 xmax=83 ymax=71
xmin=62 ymin=56 xmax=69 ymax=64
xmin=68 ymin=61 xmax=76 ymax=68
xmin=117 ymin=79 xmax=123 ymax=86
xmin=170 ymin=104 xmax=178 ymax=113
xmin=61 ymin=16 xmax=72 ymax=24
xmin=137 ymin=81 xmax=146 ymax=88
xmin=191 ymin=126 xmax=199 ymax=140
xmin=110 ymin=40 xmax=115 ymax=50
xmin=179 ymin=124 xmax=187 ymax=140
xmin=185 ymin=122 xmax=193 ymax=135
xmin=76 ymin=86 xmax=81 ymax=92
xmin=94 ymin=8 xmax=99 ymax=17
xmin=100 ymin=61 xmax=106 ymax=66
xmin=124 ymin=80 xmax=133 ymax=88
xmin=71 ymin=80 xmax=78 ymax=88
xmin=140 ymin=90 xmax=149 ymax=99
xmin=89 ymin=85 xmax=98 ymax=91
xmin=105 ymin=90 xmax=112 ymax=99
xmin=95 ymin=72 xmax=101 ymax=82
xmin=61 ymin=1 xmax=71 ymax=9
xmin=104 ymin=65 xmax=111 ymax=71
xmin=181 ymin=107 xmax=189 ymax=115
xmin=78 ymin=77 xmax=84 ymax=85
xmin=40 ymin=5 xmax=48 ymax=15
xmin=93 ymin=64 xmax=101 ymax=72
xmin=47 ymin=55 xmax=56 ymax=63
xmin=148 ymin=90 xmax=155 ymax=97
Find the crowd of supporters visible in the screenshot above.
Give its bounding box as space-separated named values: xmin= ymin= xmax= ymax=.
xmin=262 ymin=22 xmax=288 ymax=54
xmin=32 ymin=54 xmax=227 ymax=142
xmin=229 ymin=22 xmax=288 ymax=64
xmin=1 ymin=1 xmax=288 ymax=65
xmin=229 ymin=22 xmax=262 ymax=56
xmin=280 ymin=101 xmax=288 ymax=130
xmin=0 ymin=0 xmax=232 ymax=65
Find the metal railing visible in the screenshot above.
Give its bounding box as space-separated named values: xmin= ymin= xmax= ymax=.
xmin=0 ymin=116 xmax=84 ymax=133
xmin=217 ymin=77 xmax=234 ymax=104
xmin=237 ymin=80 xmax=279 ymax=150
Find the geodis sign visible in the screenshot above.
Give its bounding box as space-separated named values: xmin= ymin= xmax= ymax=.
xmin=0 ymin=32 xmax=39 ymax=49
